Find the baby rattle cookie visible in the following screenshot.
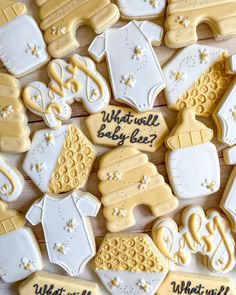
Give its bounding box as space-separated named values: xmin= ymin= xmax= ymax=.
xmin=89 ymin=20 xmax=165 ymax=113
xmin=92 ymin=233 xmax=169 ymax=295
xmin=36 ymin=0 xmax=120 ymax=58
xmin=152 ymin=205 xmax=236 ymax=273
xmin=163 ymin=44 xmax=232 ymax=117
xmin=0 ymin=155 xmax=24 ymax=202
xmin=0 ymin=73 xmax=30 ymax=153
xmin=85 ymin=105 xmax=169 ymax=152
xmin=0 ymin=1 xmax=49 ymax=77
xmin=165 ymin=107 xmax=220 ymax=199
xmin=26 ymin=190 xmax=101 ymax=276
xmin=165 ymin=0 xmax=236 ymax=48
xmin=0 ymin=201 xmax=43 ymax=283
xmin=23 ymin=54 xmax=110 ymax=129
xmin=23 ymin=124 xmax=96 ymax=194
xmin=98 ymin=146 xmax=178 ymax=232
xmin=115 ymin=0 xmax=166 ymax=20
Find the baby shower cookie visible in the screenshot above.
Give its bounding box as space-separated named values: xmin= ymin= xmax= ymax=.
xmin=92 ymin=233 xmax=169 ymax=295
xmin=23 ymin=124 xmax=96 ymax=194
xmin=0 ymin=155 xmax=24 ymax=202
xmin=165 ymin=0 xmax=236 ymax=48
xmin=0 ymin=1 xmax=49 ymax=77
xmin=163 ymin=44 xmax=232 ymax=117
xmin=152 ymin=205 xmax=236 ymax=273
xmin=157 ymin=272 xmax=236 ymax=295
xmin=85 ymin=105 xmax=169 ymax=152
xmin=89 ymin=20 xmax=165 ymax=113
xmin=0 ymin=73 xmax=30 ymax=153
xmin=19 ymin=271 xmax=102 ymax=295
xmin=165 ymin=107 xmax=220 ymax=199
xmin=0 ymin=201 xmax=43 ymax=283
xmin=36 ymin=0 xmax=120 ymax=58
xmin=26 ymin=190 xmax=101 ymax=276
xmin=223 ymin=146 xmax=236 ymax=165
xmin=23 ymin=54 xmax=110 ymax=129
xmin=98 ymin=146 xmax=178 ymax=232
xmin=116 ymin=0 xmax=166 ymax=20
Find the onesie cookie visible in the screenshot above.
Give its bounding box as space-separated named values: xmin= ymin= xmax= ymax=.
xmin=152 ymin=205 xmax=236 ymax=273
xmin=98 ymin=146 xmax=178 ymax=232
xmin=165 ymin=108 xmax=220 ymax=199
xmin=0 ymin=73 xmax=30 ymax=153
xmin=36 ymin=0 xmax=120 ymax=58
xmin=163 ymin=44 xmax=232 ymax=117
xmin=23 ymin=124 xmax=96 ymax=194
xmin=0 ymin=155 xmax=24 ymax=202
xmin=23 ymin=54 xmax=110 ymax=129
xmin=85 ymin=105 xmax=169 ymax=152
xmin=92 ymin=233 xmax=169 ymax=295
xmin=89 ymin=20 xmax=165 ymax=112
xmin=0 ymin=1 xmax=49 ymax=77
xmin=165 ymin=0 xmax=236 ymax=48
xmin=0 ymin=201 xmax=43 ymax=283
xmin=26 ymin=190 xmax=101 ymax=276
xmin=116 ymin=0 xmax=166 ymax=20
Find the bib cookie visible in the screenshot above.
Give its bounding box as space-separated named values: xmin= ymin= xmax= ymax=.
xmin=0 ymin=201 xmax=43 ymax=283
xmin=26 ymin=190 xmax=101 ymax=276
xmin=165 ymin=0 xmax=236 ymax=48
xmin=0 ymin=155 xmax=24 ymax=202
xmin=163 ymin=44 xmax=232 ymax=117
xmin=36 ymin=0 xmax=120 ymax=58
xmin=0 ymin=1 xmax=49 ymax=77
xmin=23 ymin=124 xmax=96 ymax=194
xmin=0 ymin=73 xmax=30 ymax=153
xmin=98 ymin=146 xmax=178 ymax=232
xmin=152 ymin=205 xmax=236 ymax=273
xmin=23 ymin=54 xmax=110 ymax=129
xmin=166 ymin=108 xmax=220 ymax=199
xmin=92 ymin=233 xmax=169 ymax=295
xmin=85 ymin=105 xmax=169 ymax=152
xmin=89 ymin=20 xmax=165 ymax=112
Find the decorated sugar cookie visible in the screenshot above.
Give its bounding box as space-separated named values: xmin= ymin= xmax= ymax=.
xmin=23 ymin=124 xmax=96 ymax=194
xmin=98 ymin=146 xmax=178 ymax=232
xmin=26 ymin=190 xmax=101 ymax=276
xmin=0 ymin=1 xmax=49 ymax=77
xmin=23 ymin=54 xmax=110 ymax=129
xmin=152 ymin=205 xmax=236 ymax=273
xmin=223 ymin=145 xmax=236 ymax=165
xmin=36 ymin=0 xmax=120 ymax=58
xmin=85 ymin=105 xmax=169 ymax=152
xmin=0 ymin=73 xmax=30 ymax=153
xmin=165 ymin=0 xmax=236 ymax=48
xmin=89 ymin=20 xmax=165 ymax=112
xmin=93 ymin=233 xmax=169 ymax=295
xmin=0 ymin=201 xmax=43 ymax=283
xmin=116 ymin=0 xmax=166 ymax=20
xmin=165 ymin=108 xmax=220 ymax=199
xmin=0 ymin=155 xmax=24 ymax=202
xmin=163 ymin=44 xmax=232 ymax=117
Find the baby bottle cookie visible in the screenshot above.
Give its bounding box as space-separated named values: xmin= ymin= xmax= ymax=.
xmin=0 ymin=1 xmax=49 ymax=77
xmin=23 ymin=54 xmax=110 ymax=129
xmin=26 ymin=190 xmax=101 ymax=276
xmin=0 ymin=201 xmax=43 ymax=283
xmin=163 ymin=44 xmax=232 ymax=117
xmin=36 ymin=0 xmax=120 ymax=58
xmin=23 ymin=124 xmax=96 ymax=194
xmin=98 ymin=146 xmax=178 ymax=232
xmin=165 ymin=108 xmax=220 ymax=199
xmin=0 ymin=73 xmax=30 ymax=153
xmin=165 ymin=0 xmax=236 ymax=48
xmin=92 ymin=233 xmax=169 ymax=295
xmin=152 ymin=205 xmax=236 ymax=273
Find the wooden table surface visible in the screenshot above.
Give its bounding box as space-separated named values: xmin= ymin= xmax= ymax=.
xmin=2 ymin=1 xmax=236 ymax=294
